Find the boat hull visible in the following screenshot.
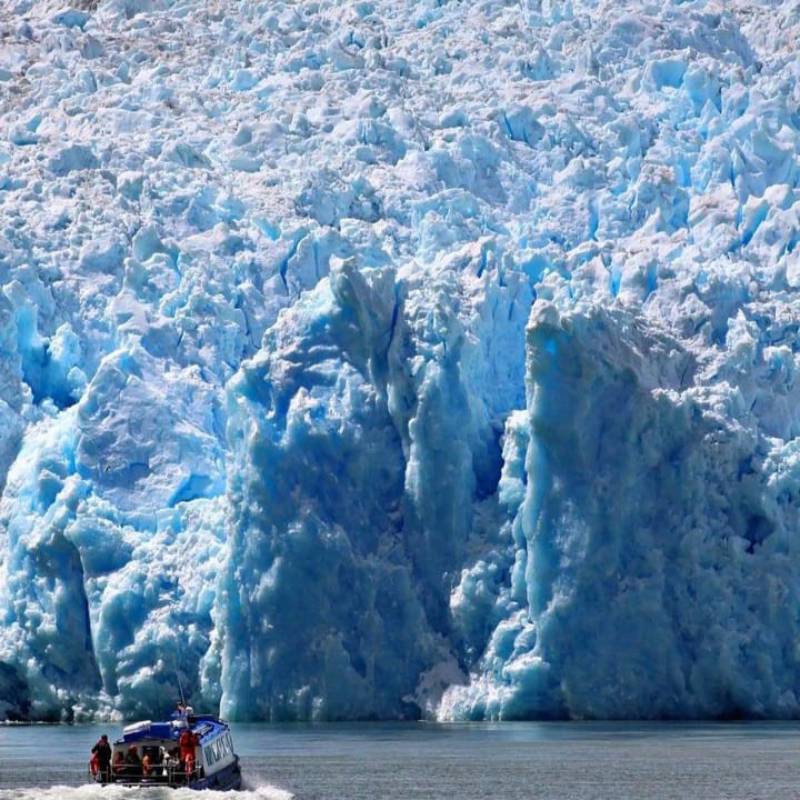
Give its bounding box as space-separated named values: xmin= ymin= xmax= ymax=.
xmin=190 ymin=757 xmax=243 ymax=791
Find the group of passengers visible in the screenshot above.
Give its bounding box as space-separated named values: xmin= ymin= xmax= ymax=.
xmin=90 ymin=703 xmax=201 ymax=785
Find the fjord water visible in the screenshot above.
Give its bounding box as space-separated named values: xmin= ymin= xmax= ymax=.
xmin=1 ymin=722 xmax=799 ymax=800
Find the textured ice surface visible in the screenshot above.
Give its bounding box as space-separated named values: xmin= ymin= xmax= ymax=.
xmin=2 ymin=0 xmax=800 ymax=720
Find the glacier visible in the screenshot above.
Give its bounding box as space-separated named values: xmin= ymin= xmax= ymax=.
xmin=2 ymin=0 xmax=800 ymax=721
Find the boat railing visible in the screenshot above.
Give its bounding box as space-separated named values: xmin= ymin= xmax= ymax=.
xmin=90 ymin=762 xmax=204 ymax=785
xmin=164 ymin=762 xmax=204 ymax=785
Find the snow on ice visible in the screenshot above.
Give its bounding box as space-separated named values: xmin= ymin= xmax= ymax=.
xmin=2 ymin=0 xmax=800 ymax=720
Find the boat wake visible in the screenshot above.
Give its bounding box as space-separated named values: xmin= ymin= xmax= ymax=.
xmin=0 ymin=784 xmax=294 ymax=800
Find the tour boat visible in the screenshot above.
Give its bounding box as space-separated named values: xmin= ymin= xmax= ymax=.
xmin=90 ymin=712 xmax=243 ymax=791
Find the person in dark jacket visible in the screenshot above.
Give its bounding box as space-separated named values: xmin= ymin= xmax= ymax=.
xmin=91 ymin=735 xmax=112 ymax=784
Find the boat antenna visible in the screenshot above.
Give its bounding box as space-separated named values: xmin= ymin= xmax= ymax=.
xmin=177 ymin=671 xmax=186 ymax=707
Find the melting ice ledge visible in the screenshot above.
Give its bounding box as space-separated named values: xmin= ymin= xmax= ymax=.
xmin=3 ymin=0 xmax=800 ymax=721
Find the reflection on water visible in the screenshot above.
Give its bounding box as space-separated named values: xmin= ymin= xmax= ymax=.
xmin=2 ymin=721 xmax=800 ymax=800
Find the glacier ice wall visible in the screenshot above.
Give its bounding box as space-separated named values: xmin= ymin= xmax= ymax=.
xmin=2 ymin=0 xmax=800 ymax=720
xmin=442 ymin=301 xmax=800 ymax=719
xmin=212 ymin=254 xmax=530 ymax=719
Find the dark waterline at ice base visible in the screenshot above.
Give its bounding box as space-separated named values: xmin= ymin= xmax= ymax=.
xmin=2 ymin=722 xmax=800 ymax=800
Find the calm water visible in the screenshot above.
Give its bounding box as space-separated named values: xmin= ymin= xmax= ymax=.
xmin=1 ymin=722 xmax=799 ymax=800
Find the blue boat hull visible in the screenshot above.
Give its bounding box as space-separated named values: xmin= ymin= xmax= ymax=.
xmin=189 ymin=757 xmax=243 ymax=791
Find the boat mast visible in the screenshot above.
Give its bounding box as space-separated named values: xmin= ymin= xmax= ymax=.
xmin=177 ymin=672 xmax=186 ymax=707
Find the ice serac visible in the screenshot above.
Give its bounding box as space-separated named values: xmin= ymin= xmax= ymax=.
xmin=0 ymin=346 xmax=229 ymax=719
xmin=215 ymin=255 xmax=530 ymax=719
xmin=443 ymin=301 xmax=800 ymax=719
xmin=4 ymin=0 xmax=800 ymax=721
xmin=217 ymin=261 xmax=430 ymax=720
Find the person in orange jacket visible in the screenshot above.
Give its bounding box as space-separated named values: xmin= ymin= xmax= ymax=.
xmin=179 ymin=728 xmax=199 ymax=780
